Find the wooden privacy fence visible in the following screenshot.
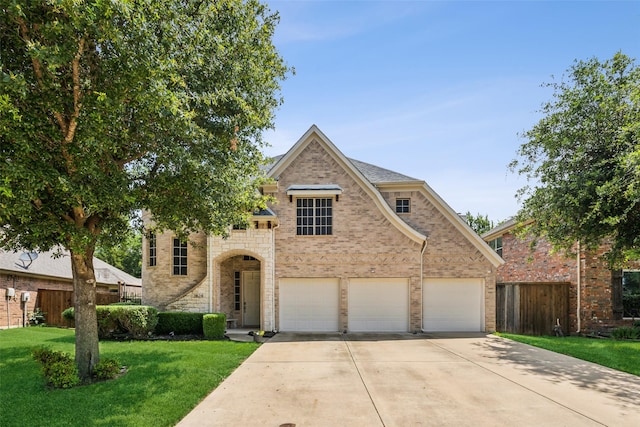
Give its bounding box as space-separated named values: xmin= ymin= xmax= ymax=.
xmin=37 ymin=290 xmax=120 ymax=327
xmin=496 ymin=283 xmax=570 ymax=336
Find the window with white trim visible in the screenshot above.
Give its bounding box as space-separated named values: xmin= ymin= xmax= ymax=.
xmin=396 ymin=198 xmax=410 ymax=213
xmin=148 ymin=233 xmax=157 ymax=267
xmin=489 ymin=236 xmax=503 ymax=257
xmin=296 ymin=198 xmax=333 ymax=235
xmin=173 ymin=238 xmax=187 ymax=275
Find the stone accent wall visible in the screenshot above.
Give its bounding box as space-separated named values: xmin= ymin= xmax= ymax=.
xmin=211 ymin=228 xmax=275 ymax=330
xmin=219 ymin=256 xmax=260 ymax=325
xmin=142 ymin=226 xmax=207 ymax=309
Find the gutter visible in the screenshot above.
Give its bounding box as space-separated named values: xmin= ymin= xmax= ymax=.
xmin=271 ymin=223 xmax=279 ymax=332
xmin=419 ymin=237 xmax=428 ymax=333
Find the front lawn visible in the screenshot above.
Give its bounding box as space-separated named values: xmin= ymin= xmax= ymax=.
xmin=497 ymin=333 xmax=640 ymax=376
xmin=0 ymin=327 xmax=259 ymax=427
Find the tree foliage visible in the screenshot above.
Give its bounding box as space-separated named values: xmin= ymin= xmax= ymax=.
xmin=510 ymin=52 xmax=640 ymax=264
xmin=463 ymin=211 xmax=494 ymax=235
xmin=0 ymin=0 xmax=289 ymax=378
xmin=95 ymin=229 xmax=141 ymax=278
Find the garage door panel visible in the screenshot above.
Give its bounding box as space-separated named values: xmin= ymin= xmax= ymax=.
xmin=279 ymin=278 xmax=339 ymax=332
xmin=349 ymin=278 xmax=409 ymax=332
xmin=423 ymin=278 xmax=483 ymax=332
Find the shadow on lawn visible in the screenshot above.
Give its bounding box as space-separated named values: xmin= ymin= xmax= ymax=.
xmin=471 ymin=337 xmax=640 ymax=408
xmin=0 ymin=328 xmax=253 ymax=427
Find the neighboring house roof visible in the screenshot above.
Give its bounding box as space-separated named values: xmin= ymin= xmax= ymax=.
xmin=267 ymin=125 xmax=503 ymax=267
xmin=0 ymin=248 xmax=141 ymax=287
xmin=482 ymin=217 xmax=534 ymax=242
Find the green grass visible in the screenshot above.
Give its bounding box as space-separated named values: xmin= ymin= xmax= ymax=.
xmin=0 ymin=327 xmax=259 ymax=427
xmin=496 ymin=333 xmax=640 ymax=376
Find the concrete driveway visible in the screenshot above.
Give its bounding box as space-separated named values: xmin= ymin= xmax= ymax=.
xmin=177 ymin=333 xmax=640 ymax=427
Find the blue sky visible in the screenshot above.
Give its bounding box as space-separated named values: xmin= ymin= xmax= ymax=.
xmin=262 ymin=0 xmax=640 ymax=223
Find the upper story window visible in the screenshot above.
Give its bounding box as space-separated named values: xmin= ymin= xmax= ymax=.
xmin=296 ymin=198 xmax=332 ymax=235
xmin=148 ymin=233 xmax=157 ymax=267
xmin=489 ymin=236 xmax=503 ymax=257
xmin=286 ymin=184 xmax=341 ymax=237
xmin=396 ymin=198 xmax=410 ymax=213
xmin=173 ymin=238 xmax=187 ymax=275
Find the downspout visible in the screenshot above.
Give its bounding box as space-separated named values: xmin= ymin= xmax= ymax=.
xmin=208 ymin=234 xmax=213 ymax=313
xmin=576 ymin=241 xmax=581 ymax=334
xmin=271 ymin=223 xmax=280 ymax=332
xmin=419 ymin=237 xmax=428 ymax=332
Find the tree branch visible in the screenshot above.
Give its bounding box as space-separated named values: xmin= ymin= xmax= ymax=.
xmin=66 ymin=36 xmax=86 ymax=144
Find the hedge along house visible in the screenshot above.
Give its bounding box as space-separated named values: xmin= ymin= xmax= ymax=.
xmin=142 ymin=126 xmax=503 ymax=333
xmin=483 ymin=218 xmax=639 ymax=336
xmin=1 ymin=248 xmax=141 ymax=329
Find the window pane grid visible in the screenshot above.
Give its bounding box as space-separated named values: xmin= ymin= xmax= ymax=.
xmin=234 ymin=271 xmax=241 ymax=310
xmin=396 ymin=198 xmax=410 ymax=213
xmin=173 ymin=238 xmax=187 ymax=275
xmin=296 ymin=198 xmax=332 ymax=235
xmin=148 ymin=233 xmax=156 ymax=267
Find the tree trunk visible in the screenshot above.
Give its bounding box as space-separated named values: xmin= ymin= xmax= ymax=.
xmin=70 ymin=250 xmax=100 ymax=380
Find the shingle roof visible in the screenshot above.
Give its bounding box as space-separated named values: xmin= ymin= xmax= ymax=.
xmin=265 ymin=155 xmax=418 ymax=184
xmin=348 ymin=158 xmax=418 ymax=183
xmin=0 ymin=248 xmax=141 ymax=286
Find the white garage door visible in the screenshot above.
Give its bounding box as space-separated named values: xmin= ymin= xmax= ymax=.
xmin=348 ymin=278 xmax=409 ymax=332
xmin=423 ymin=278 xmax=484 ymax=332
xmin=279 ymin=278 xmax=339 ymax=332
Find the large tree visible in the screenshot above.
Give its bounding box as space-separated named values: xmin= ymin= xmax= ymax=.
xmin=510 ymin=52 xmax=640 ymax=264
xmin=0 ymin=0 xmax=289 ymax=379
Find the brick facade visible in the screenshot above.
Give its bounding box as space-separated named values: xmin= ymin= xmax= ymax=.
xmin=142 ymin=126 xmax=502 ymax=332
xmin=489 ymin=227 xmax=634 ymax=335
xmin=0 ymin=273 xmax=118 ymax=329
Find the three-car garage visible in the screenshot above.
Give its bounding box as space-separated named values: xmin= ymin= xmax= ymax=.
xmin=278 ymin=277 xmax=484 ymax=333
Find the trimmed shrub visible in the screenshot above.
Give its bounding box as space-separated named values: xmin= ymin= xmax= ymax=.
xmin=156 ymin=312 xmax=205 ymax=335
xmin=203 ymin=313 xmax=226 ymax=339
xmin=113 ymin=306 xmax=158 ymax=339
xmin=611 ymin=326 xmax=640 ymax=340
xmin=62 ymin=307 xmax=74 ymax=321
xmin=93 ymin=358 xmax=122 ymax=381
xmin=32 ymin=347 xmax=80 ymax=389
xmin=62 ymin=305 xmax=159 ymax=339
xmin=97 ymin=306 xmax=121 ymax=338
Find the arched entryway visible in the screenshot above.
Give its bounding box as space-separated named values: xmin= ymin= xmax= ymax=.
xmin=218 ymin=253 xmax=262 ymax=328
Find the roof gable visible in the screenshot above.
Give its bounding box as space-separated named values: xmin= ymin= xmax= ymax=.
xmin=268 ymin=125 xmax=503 ymax=267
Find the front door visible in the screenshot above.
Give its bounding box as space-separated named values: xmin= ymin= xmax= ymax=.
xmin=242 ymin=271 xmax=260 ymax=327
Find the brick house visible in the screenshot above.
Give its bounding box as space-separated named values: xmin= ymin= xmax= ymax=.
xmin=483 ymin=218 xmax=638 ymax=335
xmin=1 ymin=248 xmax=141 ymax=328
xmin=142 ymin=125 xmax=503 ymax=333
